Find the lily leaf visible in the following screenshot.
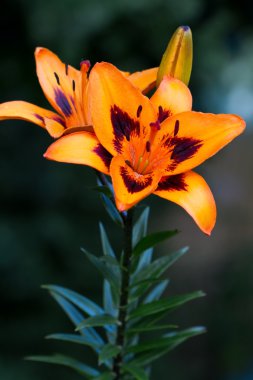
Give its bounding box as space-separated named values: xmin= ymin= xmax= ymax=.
xmin=98 ymin=344 xmax=121 ymax=365
xmin=93 ymin=373 xmax=115 ymax=380
xmin=132 ymin=207 xmax=150 ymax=247
xmin=43 ymin=284 xmax=104 ymax=317
xmin=99 ymin=223 xmax=116 ymax=258
xmin=81 ymin=248 xmax=120 ymax=291
xmin=26 ymin=354 xmax=100 ymax=377
xmin=143 ymin=280 xmax=169 ymax=304
xmin=132 ymin=230 xmax=178 ymax=257
xmin=128 ymin=291 xmax=205 ymax=320
xmin=100 ymin=193 xmax=124 ymax=227
xmin=127 ymin=324 xmax=178 ymax=336
xmin=122 ymin=363 xmax=149 ymax=380
xmin=76 ymin=314 xmax=120 ymax=331
xmin=48 ymin=292 xmax=104 ymax=348
xmin=129 ymin=327 xmax=205 ymax=365
xmin=46 ymin=333 xmax=102 ymax=350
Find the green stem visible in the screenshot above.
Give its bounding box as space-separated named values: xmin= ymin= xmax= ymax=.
xmin=113 ymin=208 xmax=133 ymax=379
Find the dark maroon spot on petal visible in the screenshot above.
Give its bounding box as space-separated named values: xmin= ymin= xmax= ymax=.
xmin=146 ymin=141 xmax=151 ymax=152
xmin=137 ymin=105 xmax=142 ymax=118
xmin=72 ymin=79 xmax=76 ymax=92
xmin=93 ymin=143 xmax=113 ymax=169
xmin=174 ymin=120 xmax=180 ymax=136
xmin=170 ymin=137 xmax=202 ymax=163
xmin=65 ymin=63 xmax=69 ymax=76
xmin=52 ymin=116 xmax=66 ymax=128
xmin=111 ymin=105 xmax=140 ymax=153
xmin=158 ymin=105 xmax=170 ymax=123
xmin=157 ymin=174 xmax=188 ymax=192
xmin=54 ymin=88 xmax=72 ymax=117
xmin=150 ymin=120 xmax=161 ymax=130
xmin=34 ymin=113 xmax=45 ymax=124
xmin=54 ymin=72 xmax=60 ymax=85
xmin=120 ymin=166 xmax=152 ymax=194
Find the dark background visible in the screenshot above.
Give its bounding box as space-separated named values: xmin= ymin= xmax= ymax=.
xmin=0 ymin=0 xmax=253 ymax=379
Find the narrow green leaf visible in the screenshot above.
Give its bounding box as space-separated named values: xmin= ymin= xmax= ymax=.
xmin=81 ymin=248 xmax=120 ymax=291
xmin=129 ymin=327 xmax=205 ymax=365
xmin=99 ymin=223 xmax=116 ymax=258
xmin=133 ymin=248 xmax=153 ymax=275
xmin=133 ymin=230 xmax=178 ymax=257
xmin=46 ymin=333 xmax=102 ymax=350
xmin=132 ymin=207 xmax=150 ymax=247
xmin=98 ymin=344 xmax=121 ymax=365
xmin=131 ymin=247 xmax=188 ymax=299
xmin=43 ymin=284 xmax=103 ymax=317
xmin=128 ymin=291 xmax=205 ymax=320
xmin=127 ymin=324 xmax=177 ymax=335
xmin=143 ymin=280 xmax=169 ymax=304
xmin=100 ymin=193 xmax=124 ymax=227
xmin=48 ymin=292 xmax=104 ymax=347
xmin=122 ymin=363 xmax=149 ymax=380
xmin=93 ymin=373 xmax=114 ymax=380
xmin=26 ymin=354 xmax=100 ymax=377
xmin=76 ymin=314 xmax=120 ymax=331
xmin=93 ymin=186 xmax=112 ymax=198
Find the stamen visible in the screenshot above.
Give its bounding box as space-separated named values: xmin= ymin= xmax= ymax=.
xmin=137 ymin=105 xmax=142 ymax=118
xmin=174 ymin=120 xmax=180 ymax=136
xmin=72 ymin=79 xmax=76 ymax=92
xmin=141 ymin=159 xmax=149 ymax=174
xmin=65 ymin=63 xmax=69 ymax=76
xmin=125 ymin=160 xmax=131 ymax=167
xmin=146 ymin=141 xmax=151 ymax=152
xmin=80 ymin=60 xmax=91 ymax=71
xmin=150 ymin=120 xmax=161 ymax=130
xmin=54 ymin=72 xmax=60 ymax=85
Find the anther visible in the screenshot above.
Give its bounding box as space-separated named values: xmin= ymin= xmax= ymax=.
xmin=65 ymin=63 xmax=69 ymax=76
xmin=125 ymin=160 xmax=131 ymax=167
xmin=72 ymin=79 xmax=76 ymax=92
xmin=146 ymin=141 xmax=151 ymax=152
xmin=80 ymin=60 xmax=91 ymax=71
xmin=150 ymin=120 xmax=161 ymax=130
xmin=174 ymin=120 xmax=180 ymax=136
xmin=137 ymin=105 xmax=142 ymax=118
xmin=54 ymin=72 xmax=60 ymax=85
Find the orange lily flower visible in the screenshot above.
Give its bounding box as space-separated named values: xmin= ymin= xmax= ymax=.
xmin=45 ymin=62 xmax=245 ymax=234
xmin=0 ymin=47 xmax=158 ymax=138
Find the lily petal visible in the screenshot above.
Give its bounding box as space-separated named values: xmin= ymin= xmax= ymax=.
xmin=0 ymin=100 xmax=65 ymax=137
xmin=44 ymin=131 xmax=112 ymax=174
xmin=154 ymin=171 xmax=216 ymax=235
xmin=35 ymin=47 xmax=85 ymax=127
xmin=89 ymin=62 xmax=157 ymax=156
xmin=128 ymin=67 xmax=158 ymax=94
xmin=110 ymin=155 xmax=162 ymax=211
xmin=150 ymin=76 xmax=192 ymax=119
xmin=156 ymin=111 xmax=246 ymax=175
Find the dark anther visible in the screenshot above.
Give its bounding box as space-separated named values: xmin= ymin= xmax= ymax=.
xmin=72 ymin=79 xmax=76 ymax=92
xmin=150 ymin=120 xmax=161 ymax=130
xmin=125 ymin=160 xmax=131 ymax=167
xmin=54 ymin=72 xmax=60 ymax=85
xmin=65 ymin=63 xmax=69 ymax=76
xmin=146 ymin=141 xmax=151 ymax=152
xmin=137 ymin=105 xmax=142 ymax=118
xmin=174 ymin=120 xmax=180 ymax=136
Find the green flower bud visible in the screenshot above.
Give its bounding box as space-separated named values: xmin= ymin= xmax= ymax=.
xmin=157 ymin=26 xmax=193 ymax=87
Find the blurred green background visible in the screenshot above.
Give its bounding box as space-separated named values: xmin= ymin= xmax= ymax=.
xmin=0 ymin=0 xmax=252 ymax=379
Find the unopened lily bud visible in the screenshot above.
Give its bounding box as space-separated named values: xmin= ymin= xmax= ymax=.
xmin=156 ymin=26 xmax=193 ymax=87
